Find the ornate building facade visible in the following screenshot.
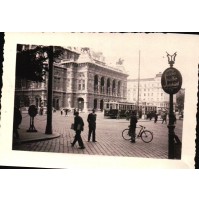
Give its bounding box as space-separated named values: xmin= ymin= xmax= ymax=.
xmin=15 ymin=46 xmax=128 ymax=112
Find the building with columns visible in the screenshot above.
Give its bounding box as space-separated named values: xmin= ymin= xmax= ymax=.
xmin=127 ymin=72 xmax=177 ymax=113
xmin=15 ymin=45 xmax=128 ymax=112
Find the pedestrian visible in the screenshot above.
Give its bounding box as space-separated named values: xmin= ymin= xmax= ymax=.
xmin=174 ymin=114 xmax=177 ymax=124
xmin=87 ymin=109 xmax=97 ymax=142
xmin=40 ymin=106 xmax=43 ymax=115
xmin=116 ymin=109 xmax=121 ymax=120
xmin=149 ymin=112 xmax=153 ymax=120
xmin=61 ymin=109 xmax=63 ymax=115
xmin=13 ymin=106 xmax=22 ymax=139
xmin=154 ymin=111 xmax=158 ymax=123
xmin=65 ymin=108 xmax=68 ymax=116
xmin=73 ymin=108 xmax=77 ymax=116
xmin=129 ymin=111 xmax=138 ymax=143
xmin=71 ymin=111 xmax=85 ymax=149
xmin=162 ymin=112 xmax=167 ymax=124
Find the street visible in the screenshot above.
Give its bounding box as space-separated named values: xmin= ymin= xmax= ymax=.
xmin=13 ymin=111 xmax=183 ymax=159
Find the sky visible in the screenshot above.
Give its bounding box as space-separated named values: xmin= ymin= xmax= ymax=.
xmin=58 ymin=33 xmax=199 ymax=85
xmin=8 ymin=32 xmax=199 ymax=88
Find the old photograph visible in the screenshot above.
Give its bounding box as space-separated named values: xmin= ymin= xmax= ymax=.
xmin=0 ymin=32 xmax=197 ymax=168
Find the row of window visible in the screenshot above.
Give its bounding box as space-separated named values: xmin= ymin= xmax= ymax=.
xmin=131 ymin=82 xmax=161 ymax=88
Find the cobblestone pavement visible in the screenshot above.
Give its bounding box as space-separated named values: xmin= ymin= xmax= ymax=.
xmin=13 ymin=111 xmax=183 ymax=159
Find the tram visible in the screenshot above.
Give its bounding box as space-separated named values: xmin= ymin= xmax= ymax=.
xmin=104 ymin=101 xmax=157 ymax=119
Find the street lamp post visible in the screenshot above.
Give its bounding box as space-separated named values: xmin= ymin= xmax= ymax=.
xmin=45 ymin=46 xmax=54 ymax=134
xmin=137 ymin=50 xmax=140 ymax=118
xmin=161 ymin=52 xmax=182 ymax=159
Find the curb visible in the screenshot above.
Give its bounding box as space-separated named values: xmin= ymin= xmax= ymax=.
xmin=13 ymin=130 xmax=61 ymax=145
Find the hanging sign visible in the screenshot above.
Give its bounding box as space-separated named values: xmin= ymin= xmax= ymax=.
xmin=161 ymin=67 xmax=182 ymax=94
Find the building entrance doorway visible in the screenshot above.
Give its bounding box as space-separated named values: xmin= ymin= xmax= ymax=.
xmin=94 ymin=99 xmax=97 ymax=109
xmin=77 ymin=97 xmax=84 ymax=111
xmin=53 ymin=97 xmax=60 ymax=110
xmin=100 ymin=99 xmax=104 ymax=111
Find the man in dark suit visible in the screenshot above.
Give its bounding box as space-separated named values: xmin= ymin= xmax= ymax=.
xmin=87 ymin=109 xmax=97 ymax=142
xmin=13 ymin=106 xmax=22 ymax=139
xmin=71 ymin=111 xmax=85 ymax=149
xmin=129 ymin=111 xmax=138 ymax=143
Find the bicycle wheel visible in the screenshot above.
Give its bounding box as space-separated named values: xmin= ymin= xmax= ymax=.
xmin=141 ymin=130 xmax=153 ymax=143
xmin=122 ymin=129 xmax=131 ymax=140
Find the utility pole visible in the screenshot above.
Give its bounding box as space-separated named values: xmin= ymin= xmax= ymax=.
xmin=45 ymin=46 xmax=54 ymax=134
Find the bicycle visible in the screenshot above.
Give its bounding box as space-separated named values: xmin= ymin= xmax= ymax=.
xmin=122 ymin=125 xmax=153 ymax=143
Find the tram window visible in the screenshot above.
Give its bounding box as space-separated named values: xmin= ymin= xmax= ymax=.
xmin=106 ymin=103 xmax=109 ymax=109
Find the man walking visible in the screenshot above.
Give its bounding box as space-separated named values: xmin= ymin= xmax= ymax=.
xmin=71 ymin=111 xmax=85 ymax=149
xmin=154 ymin=111 xmax=158 ymax=123
xmin=129 ymin=111 xmax=137 ymax=143
xmin=162 ymin=112 xmax=167 ymax=124
xmin=87 ymin=109 xmax=97 ymax=142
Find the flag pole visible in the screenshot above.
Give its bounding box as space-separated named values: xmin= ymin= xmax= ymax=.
xmin=137 ymin=50 xmax=140 ymax=118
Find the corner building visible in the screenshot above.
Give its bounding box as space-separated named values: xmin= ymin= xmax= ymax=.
xmin=127 ymin=72 xmax=177 ymax=113
xmin=60 ymin=48 xmax=128 ymax=112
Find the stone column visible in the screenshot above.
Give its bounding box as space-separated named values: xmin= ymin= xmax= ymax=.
xmin=98 ymin=75 xmax=101 ymax=94
xmin=104 ymin=77 xmax=107 ymax=95
xmin=115 ymin=80 xmax=118 ymax=97
xmin=67 ymin=97 xmax=71 ymax=109
xmin=82 ymin=94 xmax=88 ymax=113
xmin=109 ymin=79 xmax=112 ymax=96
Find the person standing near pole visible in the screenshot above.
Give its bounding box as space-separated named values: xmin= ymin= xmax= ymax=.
xmin=162 ymin=112 xmax=167 ymax=124
xmin=71 ymin=111 xmax=85 ymax=149
xmin=87 ymin=109 xmax=97 ymax=142
xmin=129 ymin=111 xmax=137 ymax=143
xmin=154 ymin=111 xmax=158 ymax=123
xmin=13 ymin=106 xmax=22 ymax=139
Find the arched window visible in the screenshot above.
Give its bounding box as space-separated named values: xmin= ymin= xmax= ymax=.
xmin=107 ymin=78 xmax=110 ymax=95
xmin=94 ymin=75 xmax=98 ymax=93
xmin=101 ymin=77 xmax=105 ymax=94
xmin=112 ymin=80 xmax=116 ymax=96
xmin=118 ymin=81 xmax=121 ymax=96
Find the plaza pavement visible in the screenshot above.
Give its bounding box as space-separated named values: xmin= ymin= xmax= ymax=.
xmin=13 ymin=111 xmax=183 ymax=159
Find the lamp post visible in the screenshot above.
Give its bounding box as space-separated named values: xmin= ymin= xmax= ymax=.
xmin=137 ymin=50 xmax=140 ymax=118
xmin=161 ymin=52 xmax=182 ymax=159
xmin=45 ymin=46 xmax=54 ymax=134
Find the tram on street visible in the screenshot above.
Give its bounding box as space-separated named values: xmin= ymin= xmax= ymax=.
xmin=103 ymin=101 xmax=157 ymax=119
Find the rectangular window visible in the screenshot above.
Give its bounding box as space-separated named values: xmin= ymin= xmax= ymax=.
xmin=78 ymin=84 xmax=81 ymax=90
xmin=82 ymin=80 xmax=85 ymax=90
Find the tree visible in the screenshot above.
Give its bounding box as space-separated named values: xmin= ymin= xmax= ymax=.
xmin=16 ymin=45 xmax=64 ymax=134
xmin=16 ymin=45 xmax=64 ymax=82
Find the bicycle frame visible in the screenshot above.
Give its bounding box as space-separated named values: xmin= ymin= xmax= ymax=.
xmin=136 ymin=125 xmax=145 ymax=138
xmin=123 ymin=125 xmax=153 ymax=143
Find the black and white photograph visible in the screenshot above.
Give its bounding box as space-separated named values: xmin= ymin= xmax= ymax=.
xmin=0 ymin=32 xmax=197 ymax=169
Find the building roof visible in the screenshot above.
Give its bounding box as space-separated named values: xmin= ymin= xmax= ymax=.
xmin=128 ymin=78 xmax=154 ymax=82
xmin=77 ymin=47 xmax=128 ymax=75
xmin=155 ymin=72 xmax=162 ymax=77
